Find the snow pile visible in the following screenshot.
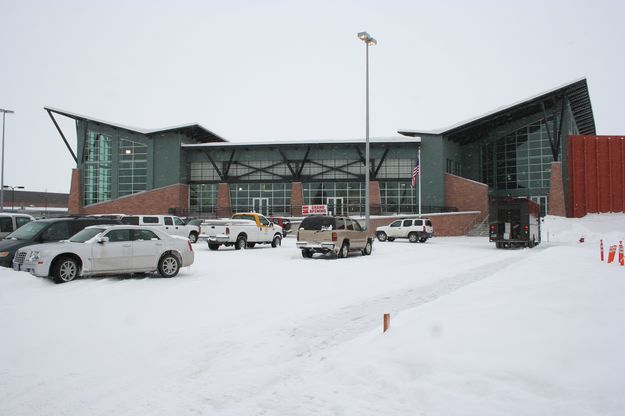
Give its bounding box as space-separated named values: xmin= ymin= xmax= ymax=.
xmin=0 ymin=214 xmax=624 ymax=415
xmin=543 ymin=213 xmax=625 ymax=245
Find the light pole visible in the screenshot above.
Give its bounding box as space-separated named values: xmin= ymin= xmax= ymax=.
xmin=4 ymin=185 xmax=24 ymax=212
xmin=357 ymin=32 xmax=376 ymax=231
xmin=0 ymin=108 xmax=15 ymax=212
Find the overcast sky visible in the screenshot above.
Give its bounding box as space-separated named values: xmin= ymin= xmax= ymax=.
xmin=1 ymin=0 xmax=624 ymax=193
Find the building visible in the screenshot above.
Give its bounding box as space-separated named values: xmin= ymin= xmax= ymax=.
xmin=47 ymin=78 xmax=605 ymax=235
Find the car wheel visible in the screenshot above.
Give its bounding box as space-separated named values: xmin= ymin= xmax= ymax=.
xmin=408 ymin=232 xmax=418 ymax=243
xmin=235 ymin=235 xmax=247 ymax=250
xmin=419 ymin=237 xmax=428 ymax=243
xmin=301 ymin=249 xmax=313 ymax=258
xmin=362 ymin=239 xmax=372 ymax=256
xmin=158 ymin=254 xmax=180 ymax=278
xmin=337 ymin=241 xmax=349 ymax=259
xmin=208 ymin=243 xmax=220 ymax=251
xmin=271 ymin=234 xmax=282 ymax=248
xmin=387 ymin=237 xmax=395 ymax=242
xmin=376 ymin=231 xmax=387 ymax=242
xmin=52 ymin=256 xmax=79 ymax=284
xmin=188 ymin=232 xmax=198 ymax=243
xmin=246 ymin=242 xmax=256 ymax=249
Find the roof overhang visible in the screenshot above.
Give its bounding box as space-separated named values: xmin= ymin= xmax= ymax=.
xmin=44 ymin=106 xmax=227 ymax=143
xmin=398 ymin=78 xmax=595 ymax=143
xmin=181 ymin=136 xmax=421 ymax=149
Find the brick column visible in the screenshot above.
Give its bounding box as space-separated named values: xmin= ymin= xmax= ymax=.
xmin=548 ymin=161 xmax=566 ymax=216
xmin=68 ymin=168 xmax=83 ymax=215
xmin=291 ymin=182 xmax=303 ymax=216
xmin=216 ymin=183 xmax=232 ymax=218
xmin=369 ymin=181 xmax=381 ymax=215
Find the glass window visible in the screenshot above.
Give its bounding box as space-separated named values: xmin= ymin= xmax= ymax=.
xmin=0 ymin=218 xmax=12 ymax=232
xmin=380 ymin=182 xmax=417 ymax=214
xmin=189 ymin=183 xmax=218 ymax=217
xmin=105 ymin=229 xmax=131 ymax=242
xmin=118 ymin=139 xmax=148 ymax=197
xmin=259 ymin=216 xmax=270 ymax=226
xmin=229 ymin=183 xmax=291 ymax=216
xmin=142 ymin=217 xmax=159 ymax=224
xmin=174 ymin=217 xmax=185 ymax=225
xmin=164 ymin=217 xmax=173 ymax=226
xmin=402 ymin=220 xmax=412 ymax=227
xmin=390 ymin=221 xmax=402 ymax=227
xmin=133 ymin=229 xmax=159 ymax=241
xmin=83 ymin=132 xmax=112 ymax=205
xmin=353 ymin=220 xmax=363 ymax=232
xmin=16 ymin=217 xmax=31 ymax=228
xmin=41 ymin=222 xmax=70 ymax=242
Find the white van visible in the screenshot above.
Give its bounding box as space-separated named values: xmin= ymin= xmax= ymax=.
xmin=120 ymin=215 xmax=200 ymax=242
xmin=0 ymin=213 xmax=35 ymax=239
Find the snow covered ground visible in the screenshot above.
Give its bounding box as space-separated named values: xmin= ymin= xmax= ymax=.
xmin=1 ymin=214 xmax=624 ymax=416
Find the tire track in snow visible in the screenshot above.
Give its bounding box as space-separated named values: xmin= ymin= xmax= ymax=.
xmin=289 ymin=246 xmax=540 ymax=358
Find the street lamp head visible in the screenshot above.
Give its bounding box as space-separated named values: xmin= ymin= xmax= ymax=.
xmin=0 ymin=109 xmax=15 ymax=114
xmin=357 ymin=31 xmax=377 ymax=46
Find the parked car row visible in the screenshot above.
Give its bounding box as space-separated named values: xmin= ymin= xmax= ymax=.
xmin=3 ymin=211 xmax=434 ymax=282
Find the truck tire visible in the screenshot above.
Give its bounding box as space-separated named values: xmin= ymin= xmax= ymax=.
xmin=419 ymin=237 xmax=428 ymax=243
xmin=208 ymin=243 xmax=220 ymax=251
xmin=361 ymin=239 xmax=372 ymax=256
xmin=408 ymin=232 xmax=418 ymax=243
xmin=271 ymin=234 xmax=282 ymax=247
xmin=387 ymin=237 xmax=395 ymax=242
xmin=188 ymin=232 xmax=198 ymax=243
xmin=376 ymin=231 xmax=387 ymax=242
xmin=337 ymin=241 xmax=349 ymax=259
xmin=235 ymin=235 xmax=247 ymax=250
xmin=301 ymin=249 xmax=313 ymax=258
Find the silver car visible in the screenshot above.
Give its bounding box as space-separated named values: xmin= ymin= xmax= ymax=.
xmin=14 ymin=225 xmax=194 ymax=283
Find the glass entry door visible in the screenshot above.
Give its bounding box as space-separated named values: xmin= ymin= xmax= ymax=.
xmin=327 ymin=197 xmax=344 ymax=216
xmin=253 ymin=198 xmax=269 ymax=215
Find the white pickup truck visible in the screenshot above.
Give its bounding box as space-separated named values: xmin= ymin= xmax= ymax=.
xmin=200 ymin=213 xmax=283 ymax=250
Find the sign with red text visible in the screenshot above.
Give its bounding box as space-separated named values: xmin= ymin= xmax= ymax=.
xmin=302 ymin=204 xmax=328 ymax=215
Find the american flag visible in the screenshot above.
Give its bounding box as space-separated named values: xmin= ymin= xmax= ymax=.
xmin=411 ymin=160 xmax=420 ymax=188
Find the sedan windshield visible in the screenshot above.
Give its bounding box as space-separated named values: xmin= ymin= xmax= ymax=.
xmin=69 ymin=227 xmax=106 ymax=243
xmin=5 ymin=221 xmax=48 ymax=240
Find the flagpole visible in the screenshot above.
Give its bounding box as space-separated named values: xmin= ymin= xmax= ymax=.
xmin=418 ymin=147 xmax=422 ymax=217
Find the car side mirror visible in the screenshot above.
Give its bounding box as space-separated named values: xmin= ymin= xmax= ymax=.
xmin=269 ymin=222 xmax=274 ymax=227
xmin=97 ymin=236 xmax=110 ymax=244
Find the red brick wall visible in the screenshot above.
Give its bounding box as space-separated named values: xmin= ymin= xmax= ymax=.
xmin=568 ymin=135 xmax=625 ymax=217
xmin=291 ymin=182 xmax=303 ymax=216
xmin=79 ymin=184 xmax=189 ymax=215
xmin=216 ymin=183 xmax=232 ymax=218
xmin=548 ymin=162 xmax=566 ymax=216
xmin=444 ymin=173 xmax=489 ymax=220
xmin=68 ymin=169 xmax=83 ymax=215
xmin=369 ymin=181 xmax=381 ymax=215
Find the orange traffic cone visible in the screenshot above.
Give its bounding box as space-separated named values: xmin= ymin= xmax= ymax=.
xmin=608 ymin=245 xmax=617 ymax=264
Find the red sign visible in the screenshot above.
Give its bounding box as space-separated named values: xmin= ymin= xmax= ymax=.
xmin=302 ymin=204 xmax=327 ymax=215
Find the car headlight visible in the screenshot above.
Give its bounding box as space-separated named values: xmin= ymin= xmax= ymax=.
xmin=28 ymin=251 xmax=41 ymax=262
xmin=0 ymin=251 xmax=9 ymax=257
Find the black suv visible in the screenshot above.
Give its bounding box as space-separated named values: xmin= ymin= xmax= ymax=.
xmin=0 ymin=217 xmax=121 ymax=268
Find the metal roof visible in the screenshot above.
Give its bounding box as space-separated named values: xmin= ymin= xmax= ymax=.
xmin=44 ymin=106 xmax=227 ymax=143
xmin=398 ymin=78 xmax=596 ymax=142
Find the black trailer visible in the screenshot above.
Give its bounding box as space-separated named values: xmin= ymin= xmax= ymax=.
xmin=489 ymin=197 xmax=541 ymax=249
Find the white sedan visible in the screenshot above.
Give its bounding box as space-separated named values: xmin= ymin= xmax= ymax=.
xmin=14 ymin=225 xmax=194 ymax=283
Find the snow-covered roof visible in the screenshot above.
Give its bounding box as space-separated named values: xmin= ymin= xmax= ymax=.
xmin=44 ymin=106 xmax=227 ymax=143
xmin=398 ymin=77 xmax=595 ymax=138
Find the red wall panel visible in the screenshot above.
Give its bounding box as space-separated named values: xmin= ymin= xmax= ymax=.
xmin=568 ymin=136 xmax=625 ymax=217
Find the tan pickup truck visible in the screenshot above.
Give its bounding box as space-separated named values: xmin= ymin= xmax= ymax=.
xmin=296 ymin=215 xmax=373 ymax=259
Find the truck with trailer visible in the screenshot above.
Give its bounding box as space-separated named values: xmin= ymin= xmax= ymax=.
xmin=489 ymin=197 xmax=541 ymax=249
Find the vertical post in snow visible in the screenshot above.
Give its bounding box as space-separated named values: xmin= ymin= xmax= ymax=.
xmin=383 ymin=313 xmax=390 ymax=333
xmin=418 ymin=147 xmax=422 ymax=217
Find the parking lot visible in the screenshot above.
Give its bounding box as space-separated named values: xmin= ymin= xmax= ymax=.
xmin=1 ymin=226 xmax=624 ymax=415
